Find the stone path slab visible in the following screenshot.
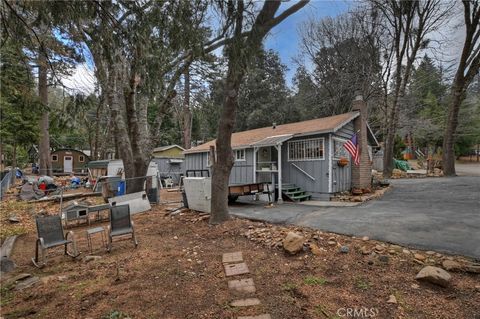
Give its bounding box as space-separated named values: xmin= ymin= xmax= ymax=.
xmin=238 ymin=315 xmax=271 ymax=319
xmin=230 ymin=298 xmax=261 ymax=307
xmin=222 ymin=251 xmax=243 ymax=264
xmin=228 ymin=278 xmax=256 ymax=293
xmin=224 ymin=262 xmax=249 ymax=277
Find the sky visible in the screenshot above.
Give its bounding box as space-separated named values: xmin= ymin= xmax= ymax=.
xmin=264 ymin=0 xmax=349 ymax=86
xmin=62 ymin=0 xmax=465 ymax=95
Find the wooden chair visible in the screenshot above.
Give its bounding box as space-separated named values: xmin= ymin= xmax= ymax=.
xmin=107 ymin=204 xmax=138 ymax=252
xmin=32 ymin=215 xmax=80 ymax=268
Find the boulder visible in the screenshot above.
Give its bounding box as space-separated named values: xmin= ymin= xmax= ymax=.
xmin=282 ymin=232 xmax=304 ymax=255
xmin=308 ymin=243 xmax=323 ymax=256
xmin=416 ymin=266 xmax=451 ymax=287
xmin=414 ymin=253 xmax=426 ymax=261
xmin=465 ymin=263 xmax=480 ymax=274
xmin=441 ymin=260 xmax=462 ymax=272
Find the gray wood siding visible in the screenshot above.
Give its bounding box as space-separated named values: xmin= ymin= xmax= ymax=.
xmin=281 ymin=134 xmax=330 ymax=198
xmin=332 ymin=121 xmax=354 ymax=193
xmin=184 ymin=152 xmax=210 ymax=176
xmin=184 ymin=149 xmax=254 ymax=184
xmin=229 ymin=148 xmax=254 ymax=185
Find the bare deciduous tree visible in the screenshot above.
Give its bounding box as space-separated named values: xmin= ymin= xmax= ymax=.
xmin=371 ymin=0 xmax=451 ymax=177
xmin=443 ymin=0 xmax=480 ymax=175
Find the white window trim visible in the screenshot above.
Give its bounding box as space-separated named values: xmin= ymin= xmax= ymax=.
xmin=79 ymin=155 xmax=85 ymax=162
xmin=332 ymin=137 xmax=350 ymax=160
xmin=287 ymin=137 xmax=325 ymax=162
xmin=51 ymin=155 xmax=58 ymax=162
xmin=206 ymin=152 xmax=210 ymax=167
xmin=235 ymin=149 xmax=246 ymax=161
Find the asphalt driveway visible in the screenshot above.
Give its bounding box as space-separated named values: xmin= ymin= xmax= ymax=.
xmin=231 ymin=175 xmax=480 ymax=259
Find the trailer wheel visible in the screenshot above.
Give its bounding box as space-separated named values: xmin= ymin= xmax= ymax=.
xmin=228 ymin=195 xmax=239 ymax=204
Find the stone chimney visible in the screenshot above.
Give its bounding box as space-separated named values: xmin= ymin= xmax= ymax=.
xmin=351 ymin=94 xmax=372 ymax=190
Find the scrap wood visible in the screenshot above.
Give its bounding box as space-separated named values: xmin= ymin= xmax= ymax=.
xmin=28 ymin=192 xmax=102 ymax=203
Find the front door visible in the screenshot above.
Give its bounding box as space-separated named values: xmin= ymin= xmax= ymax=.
xmin=64 ymin=156 xmax=73 ymax=173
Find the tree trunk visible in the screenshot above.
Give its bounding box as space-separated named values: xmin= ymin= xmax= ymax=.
xmin=209 ymin=0 xmax=308 ymax=224
xmin=442 ymin=82 xmax=465 ymax=176
xmin=38 ymin=53 xmax=52 ymax=176
xmin=93 ymin=96 xmax=103 ymax=160
xmin=183 ymin=66 xmax=192 ymax=149
xmin=210 ymin=69 xmax=241 ymax=224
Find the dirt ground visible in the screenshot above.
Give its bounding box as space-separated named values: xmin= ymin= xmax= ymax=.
xmin=1 ymin=191 xmax=479 ymax=319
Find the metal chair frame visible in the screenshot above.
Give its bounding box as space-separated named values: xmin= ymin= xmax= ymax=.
xmin=107 ymin=204 xmax=138 ymax=252
xmin=32 ymin=215 xmax=80 ymax=268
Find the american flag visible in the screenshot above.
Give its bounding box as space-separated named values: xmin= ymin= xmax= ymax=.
xmin=344 ymin=133 xmax=360 ymax=166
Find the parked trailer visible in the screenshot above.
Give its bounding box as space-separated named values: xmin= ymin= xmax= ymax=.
xmin=185 ymin=170 xmax=271 ymax=203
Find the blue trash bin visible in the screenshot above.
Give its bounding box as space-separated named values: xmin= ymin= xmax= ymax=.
xmin=117 ymin=180 xmax=126 ymax=196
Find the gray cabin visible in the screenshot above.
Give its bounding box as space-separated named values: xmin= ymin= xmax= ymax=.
xmin=184 ymin=99 xmax=378 ymax=202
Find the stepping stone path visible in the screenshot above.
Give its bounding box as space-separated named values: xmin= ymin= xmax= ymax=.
xmin=222 ymin=251 xmax=270 ymax=319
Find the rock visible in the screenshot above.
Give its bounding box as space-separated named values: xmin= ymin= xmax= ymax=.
xmin=57 ymin=275 xmax=68 ymax=282
xmin=465 ymin=263 xmax=480 ymax=274
xmin=362 ymin=236 xmax=369 ymax=241
xmin=411 ymin=283 xmax=420 ymax=289
xmin=173 ymin=236 xmax=178 ymax=240
xmin=378 ymin=255 xmax=389 ymax=263
xmin=360 ymin=246 xmax=371 ymax=255
xmin=8 ymin=216 xmax=20 ymax=223
xmin=374 ymin=245 xmax=385 ymax=252
xmin=340 ymin=246 xmax=349 ymax=254
xmin=83 ymin=255 xmax=102 ymax=263
xmin=0 ymin=258 xmax=16 ymax=273
xmin=426 ymin=251 xmax=435 ymax=255
xmin=387 ymin=295 xmax=397 ymax=304
xmin=309 ymin=244 xmax=323 ymax=256
xmin=442 ymin=260 xmax=462 ymax=272
xmin=402 ymin=249 xmax=411 ymax=255
xmin=282 ymin=232 xmax=304 ymax=255
xmin=475 ymin=285 xmax=480 ymax=291
xmin=414 ymin=253 xmax=426 ymax=261
xmin=14 ymin=275 xmax=40 ymax=291
xmin=416 ymin=266 xmax=451 ymax=287
xmin=388 ymin=249 xmax=396 ymax=254
xmin=327 ymin=240 xmax=336 ymax=246
xmin=390 ymin=245 xmax=402 ymax=251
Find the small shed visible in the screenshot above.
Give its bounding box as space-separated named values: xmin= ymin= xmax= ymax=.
xmin=152 ymin=145 xmax=185 ymax=185
xmin=152 ymin=145 xmax=185 ymax=158
xmin=51 ymin=149 xmax=90 ymax=175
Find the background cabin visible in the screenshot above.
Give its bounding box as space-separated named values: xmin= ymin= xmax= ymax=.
xmin=51 ymin=149 xmax=90 ymax=175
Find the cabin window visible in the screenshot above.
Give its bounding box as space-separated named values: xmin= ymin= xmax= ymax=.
xmin=333 ymin=138 xmax=349 ymax=160
xmin=288 ymin=138 xmax=324 ymax=161
xmin=51 ymin=155 xmax=58 ymax=162
xmin=79 ymin=155 xmax=85 ymax=162
xmin=235 ymin=149 xmax=246 ymax=161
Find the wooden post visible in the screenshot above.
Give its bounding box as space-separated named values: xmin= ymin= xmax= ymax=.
xmin=277 ymin=143 xmax=283 ymax=204
xmin=253 ymin=147 xmax=257 ymax=183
